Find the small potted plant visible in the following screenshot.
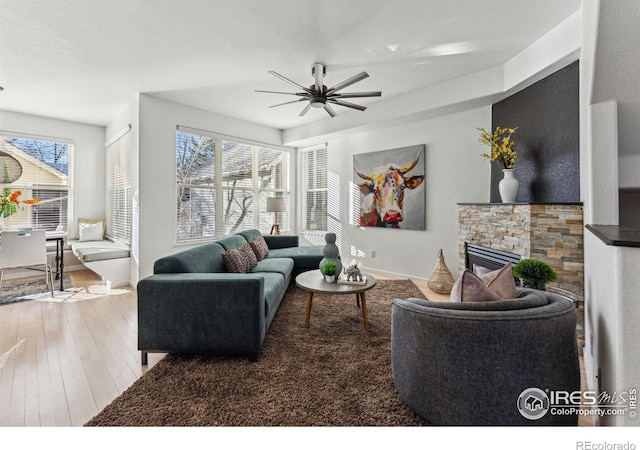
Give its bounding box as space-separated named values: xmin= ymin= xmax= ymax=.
xmin=512 ymin=258 xmax=557 ymax=290
xmin=321 ymin=261 xmax=337 ymax=283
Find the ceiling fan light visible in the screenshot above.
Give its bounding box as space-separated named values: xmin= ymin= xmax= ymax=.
xmin=310 ymin=96 xmax=326 ymax=108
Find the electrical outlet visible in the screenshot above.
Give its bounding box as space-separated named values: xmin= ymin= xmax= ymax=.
xmin=371 ymin=250 xmax=376 ymax=258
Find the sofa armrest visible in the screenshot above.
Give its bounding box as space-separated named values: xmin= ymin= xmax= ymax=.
xmin=263 ymin=234 xmax=299 ymax=249
xmin=137 ymin=273 xmax=266 ymax=354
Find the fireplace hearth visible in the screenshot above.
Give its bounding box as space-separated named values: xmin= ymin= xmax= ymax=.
xmin=458 ymin=202 xmax=584 ymax=297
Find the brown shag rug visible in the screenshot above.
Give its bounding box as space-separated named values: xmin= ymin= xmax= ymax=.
xmin=85 ymin=279 xmax=430 ymax=426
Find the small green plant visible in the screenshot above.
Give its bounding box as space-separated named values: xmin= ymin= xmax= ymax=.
xmin=321 ymin=261 xmax=337 ymax=276
xmin=512 ymin=258 xmax=557 ymax=290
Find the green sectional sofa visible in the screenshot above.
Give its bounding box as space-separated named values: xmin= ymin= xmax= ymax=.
xmin=137 ymin=229 xmax=323 ymax=364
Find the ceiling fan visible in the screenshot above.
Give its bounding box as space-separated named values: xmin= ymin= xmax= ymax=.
xmin=256 ymin=63 xmax=381 ymax=118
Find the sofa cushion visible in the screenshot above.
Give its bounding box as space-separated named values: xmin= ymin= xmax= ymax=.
xmin=217 ymin=234 xmax=248 ymax=251
xmin=249 ymin=236 xmax=270 ymax=260
xmin=252 ymin=257 xmax=294 ymax=278
xmin=222 ymin=243 xmax=257 ymax=273
xmin=238 ymin=229 xmax=263 ymax=243
xmin=266 ymin=245 xmax=324 ymax=271
xmin=259 ymin=272 xmax=287 ymax=327
xmin=154 ymin=242 xmax=226 ymax=274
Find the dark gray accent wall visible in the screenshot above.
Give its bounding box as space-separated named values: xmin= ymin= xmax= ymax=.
xmin=490 ymin=60 xmax=580 ymax=203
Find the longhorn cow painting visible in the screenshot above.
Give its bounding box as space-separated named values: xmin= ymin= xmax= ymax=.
xmin=353 ymin=144 xmax=426 ymax=230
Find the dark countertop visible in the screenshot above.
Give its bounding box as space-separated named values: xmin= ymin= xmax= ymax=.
xmin=457 ymin=202 xmax=583 ymax=206
xmin=585 ymin=225 xmax=640 ymax=248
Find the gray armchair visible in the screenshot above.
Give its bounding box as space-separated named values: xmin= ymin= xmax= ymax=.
xmin=391 ymin=288 xmax=580 ymax=425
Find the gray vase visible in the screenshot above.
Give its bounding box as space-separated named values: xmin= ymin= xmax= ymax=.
xmin=319 ymin=232 xmax=342 ymax=275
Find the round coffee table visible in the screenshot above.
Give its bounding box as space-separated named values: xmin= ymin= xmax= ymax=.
xmin=295 ymin=269 xmax=376 ymax=330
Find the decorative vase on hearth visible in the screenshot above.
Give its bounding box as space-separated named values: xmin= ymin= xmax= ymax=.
xmin=498 ymin=169 xmax=519 ymax=203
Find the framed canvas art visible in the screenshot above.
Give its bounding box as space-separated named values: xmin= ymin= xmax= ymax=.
xmin=353 ymin=144 xmax=425 ymax=230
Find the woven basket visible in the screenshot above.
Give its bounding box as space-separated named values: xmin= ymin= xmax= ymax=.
xmin=427 ymin=249 xmax=455 ymax=294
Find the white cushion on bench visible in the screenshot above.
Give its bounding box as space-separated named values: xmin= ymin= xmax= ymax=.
xmin=71 ymin=239 xmax=130 ymax=262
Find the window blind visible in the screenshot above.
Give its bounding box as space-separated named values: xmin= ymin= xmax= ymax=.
xmin=106 ymin=129 xmax=131 ymax=244
xmin=300 ymin=146 xmax=328 ymax=232
xmin=0 ymin=135 xmax=72 ymax=231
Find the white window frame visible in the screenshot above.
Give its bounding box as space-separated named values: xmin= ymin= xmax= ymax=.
xmin=0 ymin=132 xmax=73 ymax=232
xmin=176 ymin=126 xmax=290 ymax=244
xmin=299 ymin=144 xmax=328 ymax=233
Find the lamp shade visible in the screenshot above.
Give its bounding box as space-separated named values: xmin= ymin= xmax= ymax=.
xmin=266 ymin=197 xmax=286 ymax=213
xmin=0 ymin=151 xmax=23 ymax=183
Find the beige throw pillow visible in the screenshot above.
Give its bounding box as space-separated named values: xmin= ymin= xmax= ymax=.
xmin=450 ymin=270 xmax=504 ymax=303
xmin=450 ymin=263 xmax=517 ymax=302
xmin=478 ymin=262 xmax=517 ymax=299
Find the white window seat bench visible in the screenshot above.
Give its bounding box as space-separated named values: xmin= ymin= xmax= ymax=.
xmin=69 ymin=239 xmax=131 ymax=288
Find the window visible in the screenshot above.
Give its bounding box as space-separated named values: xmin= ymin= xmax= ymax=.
xmin=106 ymin=128 xmax=132 ymax=244
xmin=0 ymin=135 xmax=72 ymax=231
xmin=300 ymin=145 xmax=327 ymax=232
xmin=176 ymin=127 xmax=289 ymax=243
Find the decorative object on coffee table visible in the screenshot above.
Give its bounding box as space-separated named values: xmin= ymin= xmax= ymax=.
xmin=427 ymin=249 xmax=455 ymax=294
xmin=342 ymin=260 xmax=363 ymax=282
xmin=319 ymin=232 xmax=342 ymax=275
xmin=512 ymin=258 xmax=557 ymax=290
xmin=321 ymin=261 xmax=337 ymax=283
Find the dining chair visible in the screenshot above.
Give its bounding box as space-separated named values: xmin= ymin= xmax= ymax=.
xmin=0 ymin=230 xmax=55 ymax=297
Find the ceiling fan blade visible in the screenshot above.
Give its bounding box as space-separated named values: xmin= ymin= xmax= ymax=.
xmin=328 ymin=91 xmax=381 ymax=99
xmin=299 ymin=103 xmax=312 ymax=116
xmin=256 ymin=90 xmax=308 ymax=97
xmin=327 ymin=99 xmax=367 ymax=111
xmin=269 ymin=98 xmax=309 ymax=108
xmin=326 ymin=71 xmax=369 ymax=94
xmin=313 ymin=63 xmax=324 ymax=94
xmin=269 ymin=71 xmax=314 ymax=94
xmin=323 ymin=103 xmax=337 ymax=117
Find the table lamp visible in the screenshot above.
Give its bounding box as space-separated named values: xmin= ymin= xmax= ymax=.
xmin=266 ymin=197 xmax=286 ymax=235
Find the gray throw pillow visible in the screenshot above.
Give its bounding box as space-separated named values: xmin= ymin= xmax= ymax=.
xmin=249 ymin=236 xmax=269 ymax=261
xmin=222 ymin=243 xmax=257 ymax=273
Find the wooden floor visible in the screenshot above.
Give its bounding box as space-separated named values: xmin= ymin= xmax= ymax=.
xmin=0 ymin=270 xmax=592 ymax=426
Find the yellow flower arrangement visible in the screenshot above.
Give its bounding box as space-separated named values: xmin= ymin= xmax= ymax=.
xmin=477 ymin=126 xmax=518 ymax=170
xmin=0 ymin=189 xmax=40 ymax=218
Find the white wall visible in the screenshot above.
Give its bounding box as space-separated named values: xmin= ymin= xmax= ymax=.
xmin=581 ymin=0 xmax=640 ymax=425
xmin=137 ymin=94 xmax=287 ymax=279
xmin=619 ymin=154 xmax=640 ymax=189
xmin=0 ymin=109 xmax=105 ymax=236
xmin=584 ymin=232 xmax=640 ymax=426
xmin=325 ymin=107 xmax=491 ymax=281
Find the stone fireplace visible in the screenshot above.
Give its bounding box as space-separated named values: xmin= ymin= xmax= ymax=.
xmin=458 ymin=202 xmax=584 ymax=298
